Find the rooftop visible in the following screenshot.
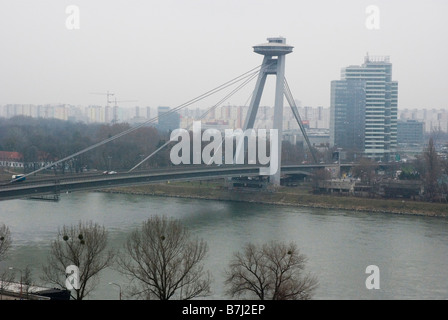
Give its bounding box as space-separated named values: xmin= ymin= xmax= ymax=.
xmin=364 ymin=54 xmax=390 ymax=63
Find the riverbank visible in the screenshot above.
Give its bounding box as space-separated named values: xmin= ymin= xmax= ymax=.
xmin=99 ymin=181 xmax=448 ymax=218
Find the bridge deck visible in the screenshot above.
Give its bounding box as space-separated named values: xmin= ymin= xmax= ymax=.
xmin=0 ymin=164 xmax=341 ymax=201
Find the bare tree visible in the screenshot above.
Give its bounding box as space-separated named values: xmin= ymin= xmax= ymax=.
xmin=311 ymin=168 xmax=332 ymax=191
xmin=423 ymin=137 xmax=442 ymax=201
xmin=22 ymin=266 xmax=33 ymax=299
xmin=41 ymin=221 xmax=115 ymax=300
xmin=352 ymin=158 xmax=378 ymax=185
xmin=0 ymin=223 xmax=13 ymax=299
xmin=117 ymin=215 xmax=211 ymax=300
xmin=225 ymin=241 xmax=318 ymax=300
xmin=0 ymin=223 xmax=12 ymax=262
xmin=0 ymin=269 xmax=15 ymax=300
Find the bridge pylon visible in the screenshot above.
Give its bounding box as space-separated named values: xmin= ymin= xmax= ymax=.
xmin=243 ymin=37 xmax=293 ymax=186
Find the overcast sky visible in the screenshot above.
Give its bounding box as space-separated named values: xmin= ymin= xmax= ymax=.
xmin=0 ymin=0 xmax=447 ymax=110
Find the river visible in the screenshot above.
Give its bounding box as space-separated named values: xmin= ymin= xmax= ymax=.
xmin=1 ymin=191 xmax=447 ymax=300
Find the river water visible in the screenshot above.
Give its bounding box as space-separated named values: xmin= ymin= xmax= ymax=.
xmin=0 ymin=191 xmax=447 ymax=300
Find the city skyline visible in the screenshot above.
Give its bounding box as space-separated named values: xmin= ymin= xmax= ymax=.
xmin=0 ymin=1 xmax=447 ymax=110
xmin=5 ymin=102 xmax=448 ymax=135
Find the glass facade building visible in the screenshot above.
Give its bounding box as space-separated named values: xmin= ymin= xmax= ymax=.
xmin=330 ymin=79 xmax=366 ymax=152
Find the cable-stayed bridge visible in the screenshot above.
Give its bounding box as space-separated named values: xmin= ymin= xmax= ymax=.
xmin=1 ymin=37 xmax=340 ymax=201
xmin=0 ymin=164 xmax=348 ymax=201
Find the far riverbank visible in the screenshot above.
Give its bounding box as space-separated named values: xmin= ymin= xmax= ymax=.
xmin=99 ymin=181 xmax=448 ymax=218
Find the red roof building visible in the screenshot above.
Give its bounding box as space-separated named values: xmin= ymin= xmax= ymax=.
xmin=0 ymin=151 xmax=23 ymax=161
xmin=0 ymin=151 xmax=24 ymax=168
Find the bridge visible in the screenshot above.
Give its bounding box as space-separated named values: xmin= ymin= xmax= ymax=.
xmin=0 ymin=164 xmax=347 ymax=201
xmin=1 ymin=37 xmax=360 ymax=201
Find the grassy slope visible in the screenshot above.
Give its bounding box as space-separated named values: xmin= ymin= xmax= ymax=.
xmin=101 ymin=181 xmax=448 ymax=217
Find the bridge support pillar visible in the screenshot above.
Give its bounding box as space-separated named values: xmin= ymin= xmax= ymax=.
xmin=242 ymin=37 xmax=293 ymax=186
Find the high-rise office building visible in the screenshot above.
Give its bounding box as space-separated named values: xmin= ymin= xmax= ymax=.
xmin=330 ymin=80 xmax=366 ymax=151
xmin=331 ymin=55 xmax=398 ymax=160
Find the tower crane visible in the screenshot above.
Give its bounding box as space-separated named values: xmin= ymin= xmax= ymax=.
xmin=113 ymin=97 xmax=138 ymax=106
xmin=89 ymin=91 xmax=137 ymax=123
xmin=111 ymin=97 xmax=138 ymax=124
xmin=89 ymin=91 xmax=115 ymax=106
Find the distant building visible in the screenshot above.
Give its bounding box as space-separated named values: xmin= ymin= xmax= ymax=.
xmin=331 ymin=55 xmax=398 ymax=161
xmin=0 ymin=151 xmax=24 ymax=168
xmin=85 ymin=105 xmax=104 ymax=123
xmin=284 ymin=128 xmax=330 ymax=149
xmin=201 ymin=120 xmax=229 ymax=131
xmin=157 ymin=106 xmax=180 ymax=133
xmin=397 ymin=120 xmax=424 ymax=146
xmin=104 ymin=105 xmax=112 ymax=123
xmin=297 ymin=106 xmax=330 ymax=129
xmin=399 ymin=108 xmax=448 ymax=133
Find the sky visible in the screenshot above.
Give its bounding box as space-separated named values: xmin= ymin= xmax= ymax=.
xmin=0 ymin=0 xmax=447 ymax=110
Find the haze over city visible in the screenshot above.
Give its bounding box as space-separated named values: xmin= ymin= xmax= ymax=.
xmin=3 ymin=0 xmax=448 ymax=306
xmin=0 ymin=0 xmax=447 ymax=110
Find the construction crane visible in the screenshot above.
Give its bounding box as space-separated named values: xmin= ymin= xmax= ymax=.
xmin=89 ymin=91 xmax=137 ymax=123
xmin=89 ymin=91 xmax=115 ymax=107
xmin=111 ymin=97 xmax=138 ymax=124
xmin=113 ymin=97 xmax=138 ymax=106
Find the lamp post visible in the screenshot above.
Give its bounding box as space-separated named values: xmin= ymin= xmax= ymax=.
xmin=108 ymin=282 xmax=122 ymax=300
xmin=334 ymin=148 xmax=342 ymax=178
xmin=8 ymin=267 xmax=23 ymax=300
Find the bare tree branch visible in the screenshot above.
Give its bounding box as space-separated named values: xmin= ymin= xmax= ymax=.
xmin=0 ymin=224 xmax=12 ymax=262
xmin=40 ymin=221 xmax=115 ymax=300
xmin=116 ymin=215 xmax=211 ymax=300
xmin=225 ymin=241 xmax=318 ymax=300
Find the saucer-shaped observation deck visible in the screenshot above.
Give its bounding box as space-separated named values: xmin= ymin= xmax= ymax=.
xmin=253 ymin=37 xmax=293 ymax=56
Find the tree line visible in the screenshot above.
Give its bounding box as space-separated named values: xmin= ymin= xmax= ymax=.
xmin=0 ymin=218 xmax=318 ymax=300
xmin=0 ymin=116 xmax=170 ymax=172
xmin=312 ymin=137 xmax=448 ymax=202
xmin=0 ymin=116 xmax=317 ymax=174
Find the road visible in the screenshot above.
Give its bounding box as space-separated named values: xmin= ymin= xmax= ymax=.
xmin=0 ymin=163 xmax=341 ymax=201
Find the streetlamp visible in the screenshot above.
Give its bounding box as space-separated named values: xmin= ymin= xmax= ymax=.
xmin=108 ymin=282 xmax=122 ymax=300
xmin=336 ymin=148 xmax=342 ymax=178
xmin=8 ymin=267 xmax=23 ymax=300
xmin=107 ymin=156 xmax=112 ymax=171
